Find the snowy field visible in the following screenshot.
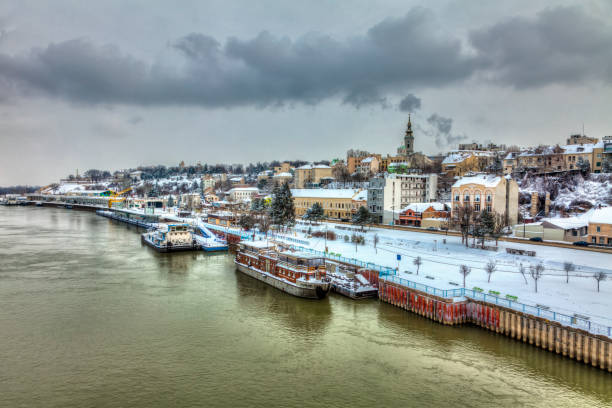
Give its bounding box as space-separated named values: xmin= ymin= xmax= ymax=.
xmin=269 ymin=221 xmax=612 ymax=328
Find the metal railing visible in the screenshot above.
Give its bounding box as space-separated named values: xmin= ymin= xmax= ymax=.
xmin=284 ymin=244 xmax=397 ymax=276
xmin=379 ymin=274 xmax=612 ymax=338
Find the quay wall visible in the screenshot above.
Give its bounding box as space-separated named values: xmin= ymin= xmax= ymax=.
xmin=378 ymin=281 xmax=612 ymax=372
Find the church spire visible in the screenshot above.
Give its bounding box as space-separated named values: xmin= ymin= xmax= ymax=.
xmin=407 ymin=114 xmax=412 ymax=131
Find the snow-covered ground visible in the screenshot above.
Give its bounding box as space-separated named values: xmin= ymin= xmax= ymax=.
xmin=269 ymin=221 xmax=612 ymax=328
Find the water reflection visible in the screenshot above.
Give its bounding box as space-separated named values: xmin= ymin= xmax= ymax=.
xmin=376 ymin=302 xmax=612 ymax=403
xmin=233 ymin=270 xmax=332 ymax=336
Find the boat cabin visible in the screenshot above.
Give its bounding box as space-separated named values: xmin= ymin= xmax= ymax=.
xmin=151 ymin=223 xmax=193 ymax=246
xmin=276 ymin=251 xmax=327 ymax=283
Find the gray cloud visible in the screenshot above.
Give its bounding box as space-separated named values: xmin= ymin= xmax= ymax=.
xmin=470 ymin=6 xmax=612 ymax=88
xmin=398 ymin=94 xmax=421 ymax=112
xmin=0 ymin=8 xmax=477 ymax=108
xmin=0 ymin=5 xmax=610 ymax=111
xmin=426 ymin=113 xmax=467 ymax=149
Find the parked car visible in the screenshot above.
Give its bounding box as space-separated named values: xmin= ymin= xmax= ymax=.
xmin=426 ymin=227 xmax=437 ymax=231
xmin=529 ymin=237 xmax=543 ymax=242
xmin=572 ymin=241 xmax=590 ymax=247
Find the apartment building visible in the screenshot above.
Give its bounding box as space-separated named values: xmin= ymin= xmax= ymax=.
xmin=294 ymin=164 xmax=333 ymax=188
xmin=451 ymin=174 xmax=519 ymax=226
xmin=367 ymin=173 xmax=438 ymax=224
xmin=292 ymin=189 xmax=364 ymax=221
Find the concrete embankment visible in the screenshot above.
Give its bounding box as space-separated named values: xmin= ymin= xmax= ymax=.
xmin=378 ymin=280 xmax=612 ymax=372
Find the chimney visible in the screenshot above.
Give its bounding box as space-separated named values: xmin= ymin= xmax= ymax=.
xmin=544 ymin=192 xmax=550 ymax=216
xmin=530 ymin=192 xmax=539 ymax=217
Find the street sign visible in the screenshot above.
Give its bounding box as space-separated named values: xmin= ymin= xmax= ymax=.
xmin=397 ymin=254 xmax=401 ymax=261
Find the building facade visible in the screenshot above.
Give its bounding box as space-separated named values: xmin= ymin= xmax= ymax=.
xmin=588 ymin=207 xmax=612 ymax=246
xmin=451 ymin=174 xmax=519 ymax=226
xmin=294 ymin=164 xmax=333 ymax=188
xmin=368 ymin=173 xmax=438 ymax=224
xmin=228 ymin=187 xmax=259 ymax=202
xmin=292 ymin=189 xmax=364 ymax=221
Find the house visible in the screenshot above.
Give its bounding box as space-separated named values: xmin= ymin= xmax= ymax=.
xmin=567 ymin=134 xmax=598 ymax=145
xmin=367 ymin=173 xmax=438 ymax=224
xmin=451 ymin=174 xmax=519 ymax=226
xmin=396 ymin=203 xmax=449 ymax=227
xmin=208 ymin=211 xmax=236 ymax=227
xmin=351 ymin=189 xmax=368 ymax=214
xmin=588 ymin=206 xmax=612 ymax=246
xmin=292 ymin=189 xmax=364 ymax=221
xmin=273 ymin=162 xmax=293 ymax=175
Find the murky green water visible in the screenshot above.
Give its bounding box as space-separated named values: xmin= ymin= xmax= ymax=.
xmin=0 ymin=206 xmax=610 ymax=407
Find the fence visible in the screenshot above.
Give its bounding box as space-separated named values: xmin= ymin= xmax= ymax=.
xmin=380 ymin=274 xmax=612 ymax=338
xmin=285 ymin=244 xmax=397 ymax=276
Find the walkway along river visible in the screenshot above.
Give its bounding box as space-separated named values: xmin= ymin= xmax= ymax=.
xmin=0 ymin=206 xmax=610 ymax=407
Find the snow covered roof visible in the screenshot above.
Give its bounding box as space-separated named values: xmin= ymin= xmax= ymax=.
xmin=360 ymin=157 xmax=376 ymax=163
xmin=589 ymin=207 xmax=612 ymax=224
xmin=542 ymin=216 xmax=588 ymax=230
xmin=230 ymin=177 xmax=243 ymax=181
xmin=291 ymin=188 xmax=360 ymax=199
xmin=401 ymin=202 xmax=447 ymax=213
xmin=352 ymin=190 xmax=368 ymax=201
xmin=452 ymin=174 xmax=502 ymax=188
xmin=273 ymin=172 xmax=292 ymax=177
xmin=229 ymin=187 xmax=259 ymax=192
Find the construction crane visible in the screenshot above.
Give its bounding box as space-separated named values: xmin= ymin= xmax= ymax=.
xmin=108 ymin=187 xmax=133 ymax=208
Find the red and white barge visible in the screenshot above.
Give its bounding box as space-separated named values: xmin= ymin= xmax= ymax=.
xmin=234 ymin=241 xmax=331 ymax=299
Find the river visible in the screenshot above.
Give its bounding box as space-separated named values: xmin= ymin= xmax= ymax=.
xmin=0 ymin=206 xmax=610 ymax=407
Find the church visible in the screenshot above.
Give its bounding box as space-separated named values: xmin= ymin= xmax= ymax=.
xmin=380 ymin=115 xmax=433 ymax=172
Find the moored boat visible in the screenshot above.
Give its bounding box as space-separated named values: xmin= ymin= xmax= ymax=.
xmin=234 ymin=241 xmax=331 ymax=299
xmin=141 ymin=223 xmax=199 ymax=252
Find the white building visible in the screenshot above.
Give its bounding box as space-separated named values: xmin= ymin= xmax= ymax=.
xmin=228 ymin=187 xmax=259 ymax=202
xmin=367 ymin=173 xmax=438 ymax=224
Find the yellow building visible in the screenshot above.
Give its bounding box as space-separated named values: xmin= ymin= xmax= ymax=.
xmin=292 ymin=189 xmax=365 ymax=221
xmin=588 ymin=207 xmax=612 ymax=246
xmin=451 ymin=174 xmax=519 ymax=226
xmin=441 ymin=151 xmax=494 ymax=177
xmin=294 ymin=164 xmax=333 ymax=188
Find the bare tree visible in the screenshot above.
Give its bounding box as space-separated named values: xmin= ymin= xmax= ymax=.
xmin=593 ymin=271 xmax=607 ymax=292
xmin=459 ymin=264 xmax=471 ymax=288
xmin=454 ymin=204 xmax=473 ymax=247
xmin=529 ymin=263 xmax=545 ymax=293
xmin=519 ymin=263 xmax=528 ymax=284
xmin=413 ymin=256 xmax=422 ymax=275
xmin=485 ymin=260 xmax=496 ymax=283
xmin=563 ymin=262 xmax=575 ymax=284
xmin=373 ymin=233 xmax=379 ymax=254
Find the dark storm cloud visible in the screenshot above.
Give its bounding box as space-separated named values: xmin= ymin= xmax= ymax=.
xmin=470 ymin=6 xmax=612 ymax=88
xmin=0 ymin=6 xmax=610 ymax=109
xmin=426 ymin=113 xmax=466 ymax=149
xmin=398 ymin=94 xmax=421 ymax=112
xmin=0 ymin=8 xmax=477 ymax=108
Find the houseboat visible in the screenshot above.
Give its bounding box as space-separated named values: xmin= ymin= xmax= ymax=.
xmin=141 ymin=223 xmax=199 ymax=252
xmin=234 ymin=241 xmax=331 ymax=299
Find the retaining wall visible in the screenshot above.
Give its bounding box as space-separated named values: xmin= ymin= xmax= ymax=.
xmin=379 ymin=281 xmax=612 ymax=372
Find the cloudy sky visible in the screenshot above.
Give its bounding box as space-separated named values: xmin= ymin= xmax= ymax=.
xmin=1 ymin=0 xmax=611 ymax=185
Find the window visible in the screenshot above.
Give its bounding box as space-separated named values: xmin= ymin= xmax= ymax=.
xmin=474 ymin=194 xmax=480 ymax=202
xmin=486 ymin=194 xmax=492 ymax=202
xmin=572 ymin=230 xmax=577 ymax=236
xmin=486 ymin=204 xmax=492 ymax=212
xmin=597 ymin=226 xmax=601 ymax=232
xmin=464 ymin=194 xmax=470 ymax=202
xmin=592 ymin=237 xmax=596 ymax=243
xmin=474 ymin=204 xmax=480 ymax=212
xmin=600 ymin=237 xmax=605 ymax=244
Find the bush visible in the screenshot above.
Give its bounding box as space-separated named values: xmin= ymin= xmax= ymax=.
xmin=344 ymin=235 xmax=349 ymax=242
xmin=312 ymin=230 xmax=336 ymax=240
xmin=351 ymin=234 xmax=365 ymax=245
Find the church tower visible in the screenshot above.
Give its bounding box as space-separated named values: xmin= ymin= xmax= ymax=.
xmin=397 ymin=114 xmax=415 ymax=157
xmin=404 ymin=114 xmax=414 ymax=155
